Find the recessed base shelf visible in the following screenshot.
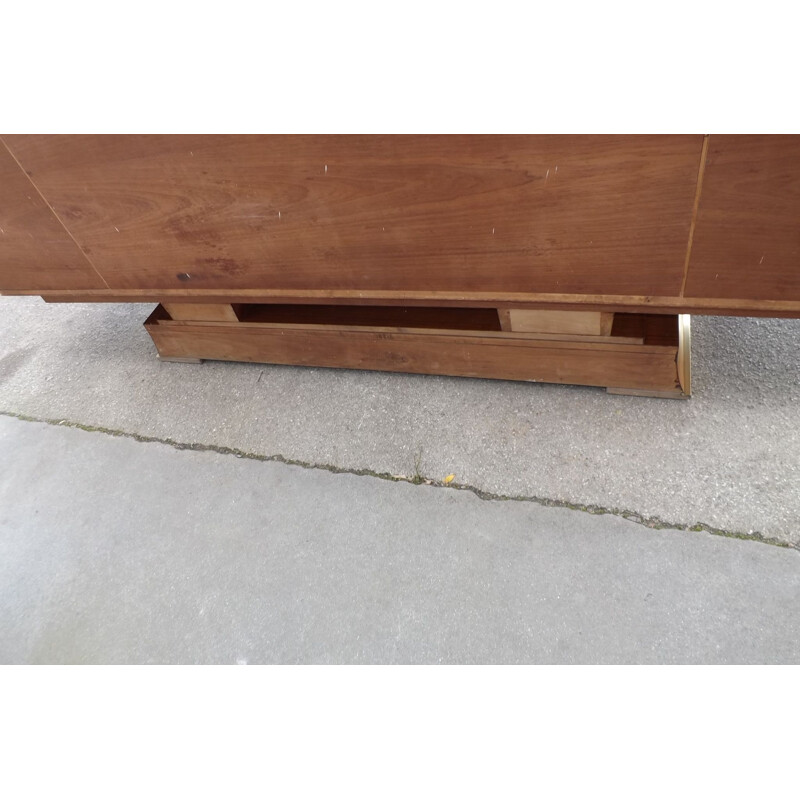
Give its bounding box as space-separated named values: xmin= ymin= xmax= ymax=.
xmin=144 ymin=304 xmax=691 ymax=398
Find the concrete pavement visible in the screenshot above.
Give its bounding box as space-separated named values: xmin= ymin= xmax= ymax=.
xmin=1 ymin=296 xmax=799 ymax=663
xmin=1 ymin=414 xmax=798 ymax=664
xmin=0 ymin=297 xmax=798 ymax=544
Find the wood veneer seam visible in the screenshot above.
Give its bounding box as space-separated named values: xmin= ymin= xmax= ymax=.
xmin=0 ymin=137 xmax=111 ymax=290
xmin=680 ymin=134 xmax=710 ymax=298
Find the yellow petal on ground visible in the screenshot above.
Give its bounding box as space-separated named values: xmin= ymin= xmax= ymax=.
xmin=444 ymin=474 xmax=455 ymax=484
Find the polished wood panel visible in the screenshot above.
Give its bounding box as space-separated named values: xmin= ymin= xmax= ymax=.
xmin=3 ymin=135 xmax=702 ymax=295
xmin=0 ymin=141 xmax=105 ymax=291
xmin=684 ymin=135 xmax=800 ymax=301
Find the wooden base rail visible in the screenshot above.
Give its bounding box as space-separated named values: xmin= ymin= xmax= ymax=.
xmin=145 ymin=304 xmax=691 ymax=398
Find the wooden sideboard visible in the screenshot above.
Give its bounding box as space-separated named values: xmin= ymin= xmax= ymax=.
xmin=2 ymin=135 xmax=798 ymax=396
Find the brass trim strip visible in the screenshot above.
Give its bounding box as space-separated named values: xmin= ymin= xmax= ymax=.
xmin=677 ymin=314 xmax=692 ymax=396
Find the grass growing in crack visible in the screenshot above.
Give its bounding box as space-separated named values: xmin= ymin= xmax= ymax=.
xmin=411 ymin=446 xmax=425 ymax=485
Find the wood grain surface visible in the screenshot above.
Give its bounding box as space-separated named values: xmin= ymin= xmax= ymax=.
xmin=684 ymin=135 xmax=800 ymax=301
xmin=501 ymin=309 xmax=614 ymax=335
xmin=29 ymin=288 xmax=800 ymax=317
xmin=2 ymin=135 xmax=702 ymax=295
xmin=145 ymin=307 xmax=681 ymax=392
xmin=162 ymin=302 xmax=242 ymax=321
xmin=0 ymin=140 xmax=106 ymax=291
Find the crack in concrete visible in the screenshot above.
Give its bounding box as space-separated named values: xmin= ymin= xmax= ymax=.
xmin=1 ymin=409 xmax=794 ymax=551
